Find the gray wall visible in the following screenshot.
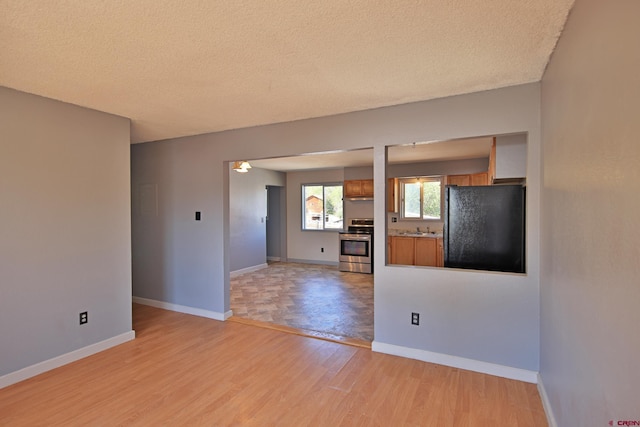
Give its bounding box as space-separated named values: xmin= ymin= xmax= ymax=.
xmin=131 ymin=82 xmax=542 ymax=373
xmin=131 ymin=138 xmax=227 ymax=311
xmin=387 ymin=157 xmax=489 ymax=178
xmin=229 ymin=166 xmax=285 ymax=271
xmin=495 ymin=134 xmax=526 ymax=179
xmin=540 ymin=0 xmax=640 ymax=425
xmin=343 ymin=165 xmax=374 ymax=180
xmin=0 ymin=87 xmax=132 ymax=376
xmin=286 ymin=168 xmax=345 ymax=264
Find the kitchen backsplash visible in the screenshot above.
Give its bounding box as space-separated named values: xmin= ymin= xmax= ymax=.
xmin=387 ymin=212 xmax=444 ymax=234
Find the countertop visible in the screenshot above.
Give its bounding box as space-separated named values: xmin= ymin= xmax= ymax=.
xmin=388 ymin=230 xmax=443 ymax=238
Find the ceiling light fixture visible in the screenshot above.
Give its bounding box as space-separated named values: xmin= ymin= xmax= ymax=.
xmin=232 ymin=161 xmax=252 ymax=173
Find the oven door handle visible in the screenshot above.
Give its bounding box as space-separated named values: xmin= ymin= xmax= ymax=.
xmin=340 ymin=234 xmax=371 ymax=241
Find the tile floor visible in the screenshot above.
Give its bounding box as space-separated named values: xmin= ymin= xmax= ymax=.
xmin=230 ymin=262 xmax=374 ymax=342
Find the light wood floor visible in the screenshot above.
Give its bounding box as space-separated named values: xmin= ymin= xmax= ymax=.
xmin=0 ymin=304 xmax=547 ymax=426
xmin=230 ymin=262 xmax=374 ymax=343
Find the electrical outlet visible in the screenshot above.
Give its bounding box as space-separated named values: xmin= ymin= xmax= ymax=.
xmin=411 ymin=312 xmax=419 ymax=326
xmin=79 ymin=311 xmax=88 ymax=325
xmin=321 ymin=247 xmax=324 ymax=253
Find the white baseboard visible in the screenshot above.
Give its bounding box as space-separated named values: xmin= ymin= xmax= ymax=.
xmin=0 ymin=330 xmax=135 ymax=389
xmin=132 ymin=296 xmax=233 ymax=321
xmin=372 ymin=341 xmax=538 ymax=384
xmin=537 ymin=373 xmax=558 ymax=427
xmin=286 ymin=258 xmax=339 ymax=267
xmin=230 ymin=263 xmax=269 ymax=278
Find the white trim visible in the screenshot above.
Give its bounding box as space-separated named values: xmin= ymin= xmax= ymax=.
xmin=230 ymin=263 xmax=268 ymax=278
xmin=286 ymin=258 xmax=339 ymax=267
xmin=372 ymin=341 xmax=538 ymax=383
xmin=0 ymin=330 xmax=135 ymax=389
xmin=132 ymin=296 xmax=232 ymax=321
xmin=537 ymin=373 xmax=558 ymax=427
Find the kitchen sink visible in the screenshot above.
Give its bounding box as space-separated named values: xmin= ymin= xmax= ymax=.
xmin=393 ymin=231 xmax=442 ymax=238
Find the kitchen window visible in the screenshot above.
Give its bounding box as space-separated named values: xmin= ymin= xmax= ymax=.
xmin=399 ymin=176 xmax=443 ymax=220
xmin=302 ymin=184 xmax=344 ymax=230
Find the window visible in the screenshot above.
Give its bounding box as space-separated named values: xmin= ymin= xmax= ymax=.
xmin=302 ymin=184 xmax=344 ymax=230
xmin=399 ymin=176 xmax=443 ymax=220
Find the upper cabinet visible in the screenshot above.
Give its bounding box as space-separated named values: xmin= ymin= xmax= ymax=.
xmin=470 ymin=172 xmax=489 ymax=186
xmin=387 ymin=178 xmax=398 ymax=212
xmin=344 ymin=179 xmax=374 ymax=198
xmin=446 ymin=172 xmax=488 ymax=187
xmin=446 ymin=174 xmax=470 ymax=186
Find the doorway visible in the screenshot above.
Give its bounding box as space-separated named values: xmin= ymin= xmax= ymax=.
xmin=266 ymin=185 xmax=286 ymax=262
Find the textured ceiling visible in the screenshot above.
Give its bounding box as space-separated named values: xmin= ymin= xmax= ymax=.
xmin=250 ymin=137 xmax=494 ymax=171
xmin=0 ymin=1 xmax=573 ymax=143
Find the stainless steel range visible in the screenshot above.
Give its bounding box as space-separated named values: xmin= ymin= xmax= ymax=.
xmin=339 ymin=218 xmax=373 ymax=274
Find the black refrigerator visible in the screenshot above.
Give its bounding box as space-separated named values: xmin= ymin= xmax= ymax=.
xmin=444 ymin=184 xmax=525 ymax=273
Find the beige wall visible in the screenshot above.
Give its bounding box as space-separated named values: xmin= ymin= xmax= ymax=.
xmin=540 ymin=0 xmax=640 ymax=424
xmin=0 ymin=87 xmax=132 ymax=380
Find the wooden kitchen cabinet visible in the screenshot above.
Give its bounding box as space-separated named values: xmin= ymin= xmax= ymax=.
xmin=436 ymin=238 xmax=444 ymax=267
xmin=447 ymin=172 xmax=489 ymax=187
xmin=361 ymin=179 xmax=374 ymax=196
xmin=446 ymin=174 xmax=471 ymax=186
xmin=389 ymin=236 xmax=444 ymax=267
xmin=387 ymin=178 xmax=398 ymax=212
xmin=390 ymin=236 xmax=415 ymax=265
xmin=344 ymin=179 xmax=374 ymax=198
xmin=470 ymin=172 xmax=488 ymax=186
xmin=415 ymin=237 xmax=437 ymax=267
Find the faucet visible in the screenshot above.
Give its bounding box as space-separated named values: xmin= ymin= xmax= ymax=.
xmin=416 ymin=227 xmax=420 ymax=233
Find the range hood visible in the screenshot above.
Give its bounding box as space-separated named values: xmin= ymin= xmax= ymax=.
xmin=346 ymin=196 xmax=373 ymax=201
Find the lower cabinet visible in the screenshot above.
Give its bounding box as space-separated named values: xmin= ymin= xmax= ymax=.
xmin=391 ymin=236 xmax=415 ymax=265
xmin=389 ymin=236 xmax=443 ymax=267
xmin=415 ymin=237 xmax=437 ymax=266
xmin=436 ymin=238 xmax=444 ymax=267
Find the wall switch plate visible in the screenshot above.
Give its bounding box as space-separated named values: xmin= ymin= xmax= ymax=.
xmin=79 ymin=311 xmax=88 ymax=325
xmin=195 ymin=211 xmax=201 ymax=221
xmin=411 ymin=312 xmax=419 ymax=325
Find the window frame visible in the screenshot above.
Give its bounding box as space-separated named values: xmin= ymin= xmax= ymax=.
xmin=398 ymin=176 xmax=444 ymax=221
xmin=301 ymin=182 xmax=344 ymax=231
